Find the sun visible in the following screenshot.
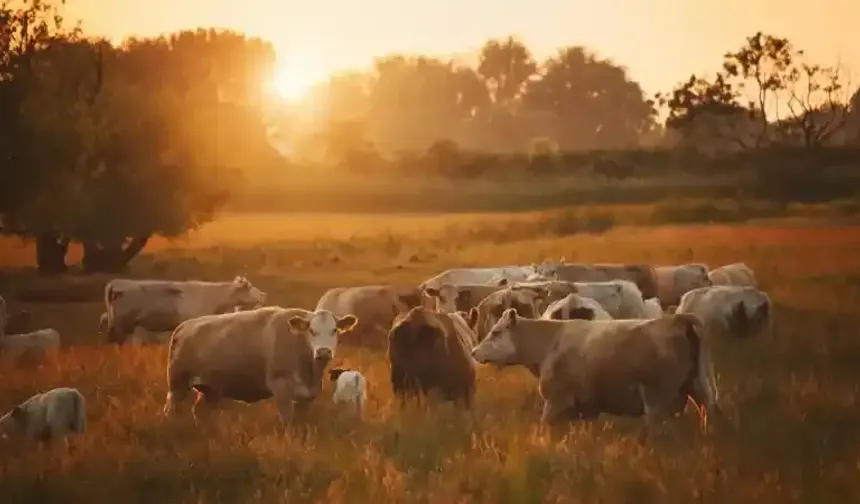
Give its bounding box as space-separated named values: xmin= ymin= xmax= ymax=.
xmin=267 ymin=57 xmax=326 ymax=104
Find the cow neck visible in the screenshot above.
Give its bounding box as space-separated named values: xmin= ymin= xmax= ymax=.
xmin=511 ymin=321 xmax=559 ymax=377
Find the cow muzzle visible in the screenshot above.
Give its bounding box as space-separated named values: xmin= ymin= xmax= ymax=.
xmin=315 ymin=347 xmax=333 ymax=361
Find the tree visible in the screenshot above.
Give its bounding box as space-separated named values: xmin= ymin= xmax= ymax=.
xmin=522 ymin=46 xmax=656 ymax=150
xmin=659 ymin=32 xmax=853 ymax=151
xmin=1 ymin=10 xmax=282 ymax=273
xmin=476 ymin=36 xmax=536 ymax=110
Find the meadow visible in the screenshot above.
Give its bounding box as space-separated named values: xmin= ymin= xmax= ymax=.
xmin=1 ymin=203 xmax=860 ymax=503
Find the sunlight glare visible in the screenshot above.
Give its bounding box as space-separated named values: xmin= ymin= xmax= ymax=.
xmin=268 ymin=54 xmax=326 ymax=104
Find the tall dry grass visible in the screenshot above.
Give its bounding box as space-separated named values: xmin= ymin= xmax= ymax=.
xmin=1 ymin=211 xmax=860 ymax=502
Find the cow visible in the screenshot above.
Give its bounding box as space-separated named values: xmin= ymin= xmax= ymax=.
xmin=675 ymin=285 xmax=772 ymax=340
xmin=162 ymin=306 xmax=358 ymax=423
xmin=387 ymin=306 xmax=477 ymax=408
xmin=540 ymin=293 xmax=613 ymax=321
xmin=0 ymin=387 xmax=86 ymax=444
xmin=467 ymin=287 xmax=549 ymax=342
xmin=707 ymin=263 xmax=758 ymax=287
xmin=423 ymin=283 xmax=507 ymax=313
xmin=572 ymin=280 xmax=649 ymax=319
xmin=642 ymin=298 xmax=665 ymax=318
xmin=502 ymin=279 xmax=579 ymax=313
xmin=654 ymin=264 xmax=712 ymax=309
xmin=329 ymin=368 xmax=367 ymax=415
xmin=419 ymin=266 xmax=538 ymax=290
xmin=0 ymin=328 xmax=60 ymax=366
xmin=315 ymin=285 xmax=424 ymax=349
xmin=470 ymin=309 xmax=718 ymax=436
xmin=103 ymin=276 xmax=267 ymax=345
xmin=534 ymin=259 xmax=659 ymax=300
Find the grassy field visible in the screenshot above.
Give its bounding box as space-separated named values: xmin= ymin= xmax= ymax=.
xmin=1 ymin=208 xmax=860 ymax=502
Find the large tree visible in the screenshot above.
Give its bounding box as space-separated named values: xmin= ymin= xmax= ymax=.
xmin=522 ymin=46 xmax=656 ymax=150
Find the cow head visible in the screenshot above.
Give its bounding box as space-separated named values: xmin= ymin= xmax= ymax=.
xmin=288 ymin=309 xmax=358 ymax=361
xmin=472 ymin=287 xmax=547 ymax=342
xmin=230 ymin=276 xmax=267 ymax=309
xmin=472 ymin=308 xmax=520 ymax=365
xmin=423 ymin=284 xmax=469 ymax=313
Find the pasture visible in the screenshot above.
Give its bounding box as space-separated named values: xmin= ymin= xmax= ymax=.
xmin=1 ymin=208 xmax=860 ymax=503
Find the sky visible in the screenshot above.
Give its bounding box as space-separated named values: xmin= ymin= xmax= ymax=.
xmin=66 ymin=0 xmax=859 ymax=98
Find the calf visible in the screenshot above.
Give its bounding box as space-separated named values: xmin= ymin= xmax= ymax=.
xmin=0 ymin=387 xmax=86 ymax=444
xmin=471 ymin=309 xmax=718 ymax=435
xmin=104 ymin=276 xmax=267 ymax=345
xmin=163 ymin=307 xmax=357 ymax=423
xmin=329 ymin=368 xmax=367 ymax=415
xmin=387 ymin=307 xmax=476 ymax=408
xmin=315 ymin=285 xmax=424 ymax=349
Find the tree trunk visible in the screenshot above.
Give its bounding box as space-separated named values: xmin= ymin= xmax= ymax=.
xmin=82 ymin=235 xmax=151 ymax=273
xmin=35 ymin=233 xmax=69 ymax=275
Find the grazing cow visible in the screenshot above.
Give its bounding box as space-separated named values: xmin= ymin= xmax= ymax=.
xmin=315 ymin=285 xmax=424 ymax=349
xmin=642 ymin=298 xmax=665 ymax=319
xmin=654 ymin=264 xmax=712 ymax=309
xmin=707 ymin=263 xmax=758 ymax=287
xmin=540 ymin=293 xmax=612 ymax=321
xmin=4 ymin=309 xmax=34 ymax=335
xmin=471 ymin=309 xmax=718 ymax=434
xmin=0 ymin=328 xmax=60 ymax=366
xmin=0 ymin=387 xmax=86 ymax=444
xmin=329 ymin=368 xmax=367 ymax=414
xmin=573 ymin=280 xmax=648 ymax=319
xmin=676 ymin=285 xmax=772 ymax=340
xmin=104 ymin=276 xmax=267 ymax=345
xmin=423 ymin=283 xmax=506 ymax=313
xmin=420 ymin=266 xmax=537 ymax=290
xmin=387 ymin=307 xmax=477 ymax=408
xmin=468 ymin=287 xmax=549 ymax=342
xmin=163 ymin=307 xmax=358 ymax=423
xmin=535 ymin=259 xmax=659 ymax=300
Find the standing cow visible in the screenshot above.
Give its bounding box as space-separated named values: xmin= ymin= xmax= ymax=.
xmin=102 ymin=276 xmax=266 ymax=344
xmin=163 ymin=306 xmax=357 ymax=423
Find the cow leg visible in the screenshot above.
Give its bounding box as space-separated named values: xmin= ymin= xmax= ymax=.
xmin=191 ymin=385 xmax=221 ymax=423
xmin=268 ymin=378 xmax=297 ymax=425
xmin=637 ymin=384 xmax=674 ymax=442
xmin=163 ymin=372 xmax=193 ymax=418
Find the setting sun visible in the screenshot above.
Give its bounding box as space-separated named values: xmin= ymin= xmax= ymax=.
xmin=267 ymin=55 xmax=327 ymax=103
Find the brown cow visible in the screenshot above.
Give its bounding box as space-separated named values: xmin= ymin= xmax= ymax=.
xmin=468 ymin=287 xmax=549 ymax=343
xmin=163 ymin=306 xmax=357 ymax=423
xmin=471 ymin=309 xmax=718 ymax=436
xmin=423 ymin=283 xmax=507 ymax=313
xmin=315 ymin=285 xmax=423 ymax=349
xmin=387 ymin=307 xmax=477 ymax=408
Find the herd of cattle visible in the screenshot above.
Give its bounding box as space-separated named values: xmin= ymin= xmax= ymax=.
xmin=0 ymin=260 xmax=771 ymax=445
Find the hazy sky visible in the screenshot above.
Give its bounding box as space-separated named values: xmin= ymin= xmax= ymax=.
xmin=67 ymin=0 xmax=859 ymax=96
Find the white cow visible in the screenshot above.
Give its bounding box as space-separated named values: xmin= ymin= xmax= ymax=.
xmin=0 ymin=387 xmax=86 ymax=444
xmin=540 ymin=294 xmax=613 ymax=321
xmin=328 ymin=368 xmax=367 ymax=415
xmin=641 ymin=298 xmax=665 ymax=318
xmin=675 ymin=285 xmax=772 ymax=340
xmin=420 ymin=266 xmax=538 ymax=290
xmin=574 ymin=280 xmax=648 ymax=319
xmin=103 ymin=276 xmax=266 ymax=344
xmin=0 ymin=328 xmax=60 ymax=365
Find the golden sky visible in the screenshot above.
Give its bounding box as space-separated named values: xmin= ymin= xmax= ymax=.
xmin=67 ymin=0 xmax=859 ymax=96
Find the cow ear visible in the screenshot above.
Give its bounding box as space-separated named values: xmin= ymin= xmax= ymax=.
xmin=288 ymin=316 xmax=310 ymax=333
xmin=336 ymin=315 xmax=358 ymax=332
